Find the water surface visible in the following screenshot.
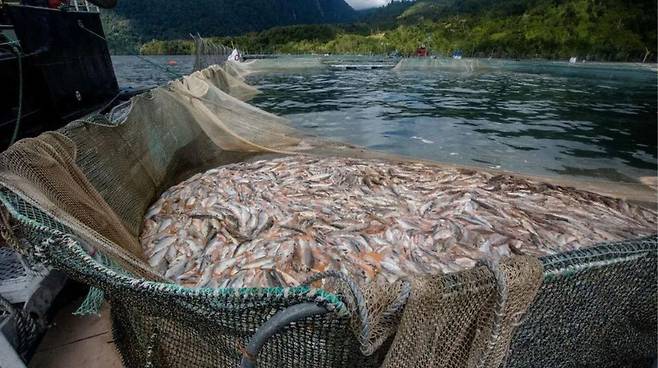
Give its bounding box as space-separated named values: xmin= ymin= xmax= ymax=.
xmin=112 ymin=55 xmax=657 ymax=184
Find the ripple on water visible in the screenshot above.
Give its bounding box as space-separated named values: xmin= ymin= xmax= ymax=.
xmin=248 ymin=64 xmax=657 ymax=184
xmin=110 ymin=56 xmax=656 ymax=184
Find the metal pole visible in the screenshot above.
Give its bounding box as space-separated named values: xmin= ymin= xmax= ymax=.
xmin=239 ymin=303 xmax=329 ymax=368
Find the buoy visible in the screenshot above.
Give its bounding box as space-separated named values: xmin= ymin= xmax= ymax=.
xmin=167 ymin=60 xmax=178 ymax=66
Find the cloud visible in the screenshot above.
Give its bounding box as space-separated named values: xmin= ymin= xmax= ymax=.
xmin=344 ymin=0 xmax=391 ymax=10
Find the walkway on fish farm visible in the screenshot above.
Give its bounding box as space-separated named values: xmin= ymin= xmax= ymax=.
xmin=29 ymin=300 xmax=122 ymax=368
xmin=330 ymin=64 xmax=395 ymax=70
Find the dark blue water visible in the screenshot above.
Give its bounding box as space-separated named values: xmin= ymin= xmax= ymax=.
xmin=112 ymin=55 xmax=657 ymax=184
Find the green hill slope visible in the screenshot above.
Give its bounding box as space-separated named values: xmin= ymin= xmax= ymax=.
xmin=102 ymin=0 xmax=357 ymax=53
xmin=126 ymin=0 xmax=657 ymax=61
xmin=386 ymin=0 xmax=657 ymax=60
xmin=317 ymin=0 xmax=658 ymax=60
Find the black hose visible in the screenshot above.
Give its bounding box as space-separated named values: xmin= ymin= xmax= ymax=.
xmin=240 ymin=303 xmax=329 ymax=368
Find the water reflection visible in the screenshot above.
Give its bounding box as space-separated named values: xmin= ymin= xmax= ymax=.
xmin=248 ymin=64 xmax=657 ymax=183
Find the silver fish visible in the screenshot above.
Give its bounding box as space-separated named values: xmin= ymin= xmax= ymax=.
xmin=140 ymin=155 xmax=657 ymax=289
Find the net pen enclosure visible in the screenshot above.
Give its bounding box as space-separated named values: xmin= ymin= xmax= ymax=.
xmin=0 ymin=62 xmax=655 ymax=368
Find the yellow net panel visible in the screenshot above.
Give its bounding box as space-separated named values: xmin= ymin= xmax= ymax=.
xmin=0 ymin=132 xmax=158 ymax=280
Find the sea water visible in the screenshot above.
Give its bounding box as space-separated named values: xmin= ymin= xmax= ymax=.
xmin=112 ymin=55 xmax=657 ymax=184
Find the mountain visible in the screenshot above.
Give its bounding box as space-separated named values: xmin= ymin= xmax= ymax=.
xmin=358 ymin=0 xmax=416 ymax=26
xmin=355 ymin=0 xmax=656 ymax=60
xmin=126 ymin=0 xmax=656 ymax=61
xmin=102 ymin=0 xmax=358 ymax=53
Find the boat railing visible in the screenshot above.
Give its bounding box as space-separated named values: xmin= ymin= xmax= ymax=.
xmin=70 ymin=0 xmax=100 ymax=13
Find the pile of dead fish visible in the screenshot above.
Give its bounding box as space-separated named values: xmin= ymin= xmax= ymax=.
xmin=140 ymin=156 xmax=657 ymax=288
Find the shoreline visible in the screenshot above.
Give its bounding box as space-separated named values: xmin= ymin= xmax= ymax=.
xmin=118 ymin=53 xmax=658 ymax=67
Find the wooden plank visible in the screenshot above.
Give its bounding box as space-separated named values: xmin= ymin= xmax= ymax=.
xmin=28 ymin=302 xmax=122 ymax=368
xmin=35 ymin=303 xmax=112 ymax=351
xmin=29 ymin=331 xmax=121 ymax=368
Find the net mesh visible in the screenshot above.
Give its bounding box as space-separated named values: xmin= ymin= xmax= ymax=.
xmin=381 ymin=256 xmax=544 ymax=368
xmin=392 ymin=58 xmax=658 ymax=82
xmin=224 ymin=57 xmax=327 ymax=79
xmin=0 ymin=132 xmax=157 ymax=280
xmin=506 ymin=237 xmax=657 ymax=368
xmin=193 ymin=65 xmax=261 ymax=101
xmin=393 ymin=58 xmax=486 ymax=73
xmin=0 ymin=63 xmax=655 ymax=367
xmin=192 ymin=36 xmax=233 ymax=72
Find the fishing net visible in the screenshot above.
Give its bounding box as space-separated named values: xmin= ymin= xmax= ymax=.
xmin=224 ymin=57 xmax=327 ymax=79
xmin=191 ymin=37 xmax=329 ymax=78
xmin=393 ymin=57 xmax=658 ymax=82
xmin=192 ymin=36 xmax=233 ymax=72
xmin=0 ymin=132 xmax=155 ymax=279
xmin=393 ymin=58 xmax=487 ymax=73
xmin=193 ymin=65 xmax=261 ymax=102
xmin=0 ymin=63 xmax=655 ymax=368
xmin=382 ymin=256 xmax=544 ymax=368
xmin=506 ymin=237 xmax=657 ymax=368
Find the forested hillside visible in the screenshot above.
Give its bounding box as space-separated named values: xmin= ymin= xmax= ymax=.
xmin=120 ymin=0 xmax=657 ymax=62
xmin=102 ymin=0 xmax=357 ymax=54
xmin=366 ymin=0 xmax=657 ymax=60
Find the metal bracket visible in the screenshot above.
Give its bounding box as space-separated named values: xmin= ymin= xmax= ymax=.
xmin=239 ymin=303 xmax=329 ymax=368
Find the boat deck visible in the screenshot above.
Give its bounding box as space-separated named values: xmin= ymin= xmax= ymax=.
xmin=29 ymin=300 xmax=122 ymax=368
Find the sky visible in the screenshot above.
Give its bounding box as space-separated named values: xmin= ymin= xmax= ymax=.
xmin=344 ymin=0 xmax=390 ymax=10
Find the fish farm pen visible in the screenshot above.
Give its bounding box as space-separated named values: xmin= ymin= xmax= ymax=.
xmin=0 ymin=59 xmax=655 ymax=368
